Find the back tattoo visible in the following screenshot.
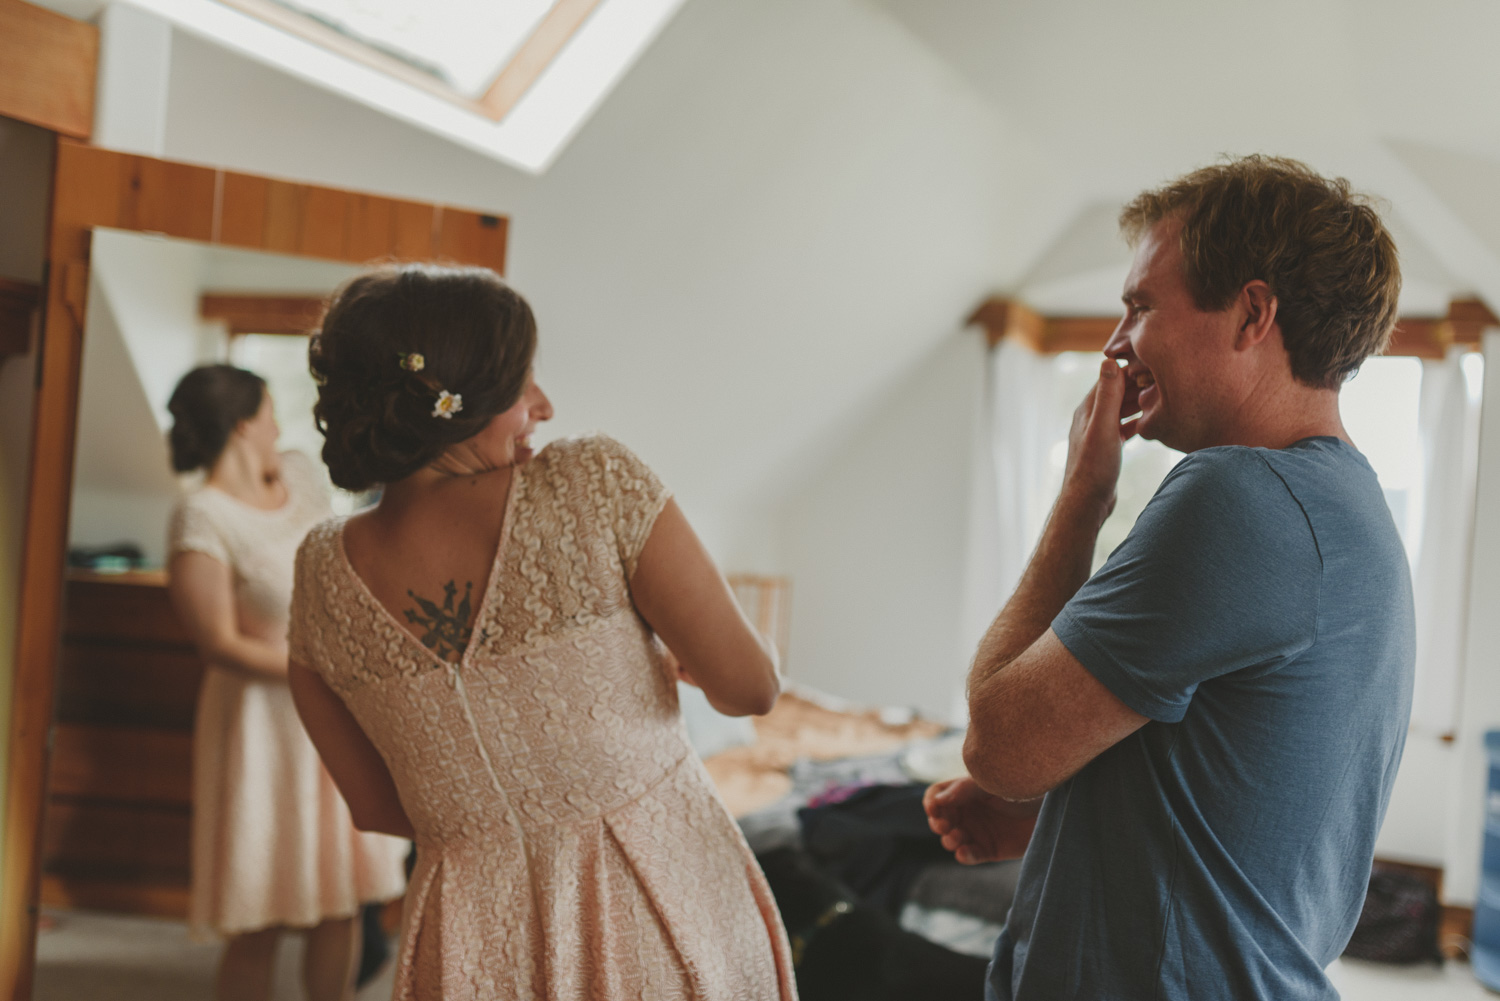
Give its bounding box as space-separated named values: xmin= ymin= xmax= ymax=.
xmin=405 ymin=580 xmax=474 ymax=662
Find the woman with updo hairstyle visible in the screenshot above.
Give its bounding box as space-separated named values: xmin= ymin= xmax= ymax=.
xmin=287 ymin=264 xmax=795 ymax=1000
xmin=165 ymin=364 xmax=408 ymax=1001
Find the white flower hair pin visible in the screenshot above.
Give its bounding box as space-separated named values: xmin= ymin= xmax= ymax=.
xmin=432 ymin=390 xmax=463 ymax=419
xmin=399 ymin=351 xmax=461 ymax=419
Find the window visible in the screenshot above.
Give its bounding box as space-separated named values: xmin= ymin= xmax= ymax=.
xmin=1042 ymin=352 xmax=1184 ymax=571
xmin=228 ymin=333 xmax=367 ymax=514
xmin=1341 ymin=357 xmax=1424 ymax=555
xmin=1037 ymin=352 xmax=1474 ymax=571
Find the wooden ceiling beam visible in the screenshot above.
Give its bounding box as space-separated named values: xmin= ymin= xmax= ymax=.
xmin=969 ymin=296 xmax=1500 ymax=359
xmin=0 ymin=0 xmax=98 ymax=138
xmin=478 ymin=0 xmax=603 ymax=122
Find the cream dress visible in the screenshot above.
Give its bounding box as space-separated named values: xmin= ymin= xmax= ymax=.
xmin=288 ymin=435 xmax=795 ymax=1001
xmin=168 ymin=450 xmax=408 ymax=938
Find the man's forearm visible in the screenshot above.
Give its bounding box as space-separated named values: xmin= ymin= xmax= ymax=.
xmin=968 ymin=490 xmax=1108 ymax=694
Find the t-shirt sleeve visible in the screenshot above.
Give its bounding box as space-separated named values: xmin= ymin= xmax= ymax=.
xmin=1052 ymin=448 xmax=1322 ymax=723
xmin=166 ymin=497 xmax=229 ymax=566
xmin=587 ymin=435 xmax=672 ymax=578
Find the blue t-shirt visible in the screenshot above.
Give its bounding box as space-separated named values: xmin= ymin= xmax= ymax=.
xmin=989 ymin=438 xmax=1415 ymax=1001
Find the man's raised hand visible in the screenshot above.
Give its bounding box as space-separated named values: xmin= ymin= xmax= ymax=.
xmin=1060 ymin=359 xmax=1137 ymax=529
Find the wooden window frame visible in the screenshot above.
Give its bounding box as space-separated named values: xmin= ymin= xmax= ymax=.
xmin=218 ymin=0 xmax=603 ymax=124
xmin=969 ymin=296 xmax=1498 ymax=358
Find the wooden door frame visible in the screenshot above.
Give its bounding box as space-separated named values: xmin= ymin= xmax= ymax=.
xmin=1 ymin=138 xmax=508 ymax=1000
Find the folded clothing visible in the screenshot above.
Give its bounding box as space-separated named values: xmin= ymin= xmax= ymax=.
xmin=906 ymin=857 xmax=1022 ymax=927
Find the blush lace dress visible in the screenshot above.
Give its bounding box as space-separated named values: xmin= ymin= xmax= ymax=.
xmin=167 ymin=450 xmax=408 ymax=938
xmin=288 ymin=435 xmax=795 ymax=1001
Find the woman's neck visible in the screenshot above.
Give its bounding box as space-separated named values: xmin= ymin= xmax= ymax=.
xmin=207 ymin=442 xmax=284 ymax=509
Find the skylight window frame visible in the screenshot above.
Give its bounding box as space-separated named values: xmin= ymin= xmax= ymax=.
xmin=215 ymin=0 xmax=601 ymax=124
xmin=119 ymin=0 xmax=687 ymax=173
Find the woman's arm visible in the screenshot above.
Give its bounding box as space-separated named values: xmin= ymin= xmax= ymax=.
xmin=287 ymin=660 xmax=414 ymax=839
xmin=167 ymin=551 xmax=289 ymax=679
xmin=629 ymin=499 xmax=780 ymax=717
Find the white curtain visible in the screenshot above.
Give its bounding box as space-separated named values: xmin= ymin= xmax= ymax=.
xmin=1409 ymin=348 xmax=1484 ymax=733
xmin=989 ymin=336 xmax=1062 ymax=601
xmin=958 ymin=335 xmax=1059 ymax=717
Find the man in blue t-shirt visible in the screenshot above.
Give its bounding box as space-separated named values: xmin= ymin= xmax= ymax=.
xmin=926 ymin=156 xmax=1415 ymax=1000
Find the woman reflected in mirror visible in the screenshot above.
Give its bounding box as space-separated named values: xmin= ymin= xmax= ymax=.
xmin=165 ymin=364 xmax=407 ymax=1001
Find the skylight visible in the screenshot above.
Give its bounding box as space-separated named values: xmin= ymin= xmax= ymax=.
xmin=124 ymin=0 xmax=686 ymax=172
xmin=263 ymin=0 xmax=556 ymax=96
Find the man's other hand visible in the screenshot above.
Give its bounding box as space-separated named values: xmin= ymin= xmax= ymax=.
xmin=923 ymin=777 xmax=1041 ymax=865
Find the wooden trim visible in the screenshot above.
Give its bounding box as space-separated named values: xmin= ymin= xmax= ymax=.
xmin=200 ymin=294 xmax=326 ymax=336
xmin=0 ymin=278 xmax=40 ymax=363
xmin=38 ymin=873 xmax=189 ymax=920
xmin=1 ymin=140 xmax=509 ymax=1001
xmin=1442 ymin=905 xmax=1475 ymax=960
xmin=968 ymin=296 xmax=1496 ymax=358
xmin=967 ymin=298 xmax=1044 ymax=350
xmin=478 ymin=0 xmax=604 ymax=122
xmin=0 ymin=0 xmax=98 ymax=138
xmin=1448 ymin=297 xmax=1499 ymax=345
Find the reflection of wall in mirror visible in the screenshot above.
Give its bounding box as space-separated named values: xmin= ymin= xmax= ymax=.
xmin=69 ymin=230 xmax=354 ymax=566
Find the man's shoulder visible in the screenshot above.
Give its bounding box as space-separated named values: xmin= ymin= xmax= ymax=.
xmin=1150 ymin=446 xmax=1303 ymax=531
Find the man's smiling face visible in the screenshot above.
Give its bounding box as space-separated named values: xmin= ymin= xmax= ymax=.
xmin=1103 ymin=216 xmax=1246 ymax=454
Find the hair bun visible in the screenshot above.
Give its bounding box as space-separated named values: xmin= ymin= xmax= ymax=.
xmin=312 ymin=264 xmax=537 ymax=491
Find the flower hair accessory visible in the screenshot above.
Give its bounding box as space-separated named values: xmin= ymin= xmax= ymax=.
xmin=432 ymin=390 xmax=463 ymax=419
xmin=398 ymin=352 xmax=425 ymax=372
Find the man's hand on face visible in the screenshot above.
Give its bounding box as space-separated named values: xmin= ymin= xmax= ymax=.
xmin=923 ymin=777 xmax=1041 ymax=865
xmin=1061 ymin=359 xmax=1141 ymax=529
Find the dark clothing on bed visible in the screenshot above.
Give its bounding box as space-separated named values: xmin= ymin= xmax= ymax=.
xmin=989 ymin=439 xmax=1415 ymax=1001
xmin=799 ymin=784 xmax=952 ymax=916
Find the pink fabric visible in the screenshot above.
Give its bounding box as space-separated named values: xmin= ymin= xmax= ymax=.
xmin=169 ymin=451 xmax=408 ymax=938
xmin=289 ymin=435 xmax=796 ymax=1001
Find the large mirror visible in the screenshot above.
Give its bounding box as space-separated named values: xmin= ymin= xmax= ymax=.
xmin=31 ymin=228 xmax=404 ymax=1000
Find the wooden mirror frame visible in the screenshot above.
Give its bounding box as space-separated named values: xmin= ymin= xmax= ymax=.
xmin=1 ymin=138 xmax=510 ymax=999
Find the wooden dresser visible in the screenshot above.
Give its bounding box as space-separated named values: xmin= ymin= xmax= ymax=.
xmin=40 ymin=570 xmax=202 ymax=916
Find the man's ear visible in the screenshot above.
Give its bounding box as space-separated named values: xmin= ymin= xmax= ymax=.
xmin=1230 ymin=280 xmax=1278 ymax=354
xmin=1235 ymin=281 xmax=1279 ymax=351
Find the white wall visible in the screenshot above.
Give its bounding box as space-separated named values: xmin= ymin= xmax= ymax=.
xmin=68 ymin=231 xmax=211 ymax=565
xmin=780 ymin=329 xmax=987 ymax=719
xmin=0 ymin=117 xmax=54 ymax=900
xmin=145 ymin=0 xmax=1060 ymax=568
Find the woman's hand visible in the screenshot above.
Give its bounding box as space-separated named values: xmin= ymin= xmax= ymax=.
xmin=923 ymin=777 xmax=1041 ymax=864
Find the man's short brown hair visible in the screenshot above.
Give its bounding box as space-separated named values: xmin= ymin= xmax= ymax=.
xmin=1120 ymin=155 xmax=1401 ymax=389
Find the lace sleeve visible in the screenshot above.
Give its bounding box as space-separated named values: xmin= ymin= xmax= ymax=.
xmin=166 ymin=497 xmax=229 ymax=565
xmin=589 ymin=435 xmax=671 ymax=579
xmin=287 ymin=535 xmax=321 ymax=669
